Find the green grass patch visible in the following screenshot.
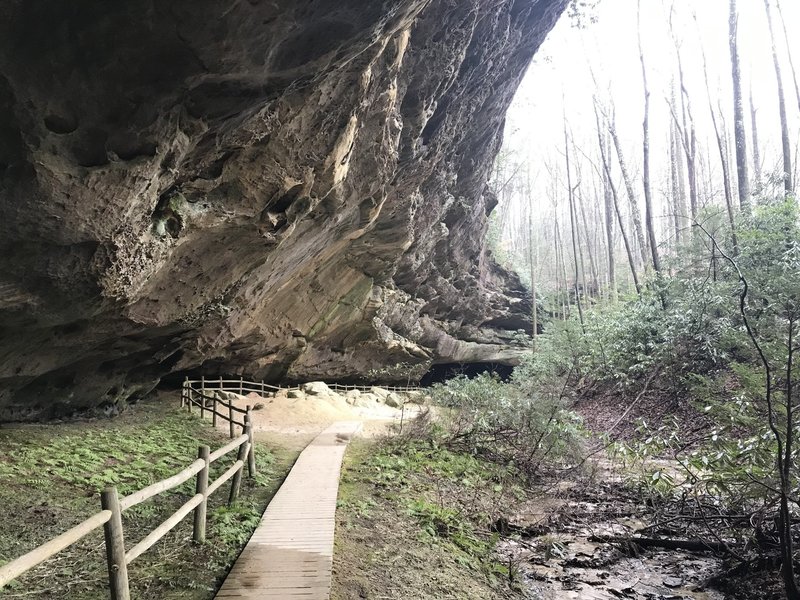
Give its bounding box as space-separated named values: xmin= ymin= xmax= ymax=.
xmin=333 ymin=438 xmax=525 ymax=599
xmin=0 ymin=398 xmax=295 ymax=600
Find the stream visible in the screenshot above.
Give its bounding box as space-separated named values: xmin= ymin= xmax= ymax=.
xmin=498 ymin=459 xmax=728 ymax=600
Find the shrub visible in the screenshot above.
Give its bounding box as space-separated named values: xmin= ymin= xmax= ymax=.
xmin=419 ymin=372 xmax=585 ymax=478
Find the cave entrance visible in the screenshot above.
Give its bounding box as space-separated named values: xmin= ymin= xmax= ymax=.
xmin=420 ymin=362 xmax=514 ymax=386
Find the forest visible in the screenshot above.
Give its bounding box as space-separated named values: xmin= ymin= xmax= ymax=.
xmin=459 ymin=0 xmax=800 ymax=596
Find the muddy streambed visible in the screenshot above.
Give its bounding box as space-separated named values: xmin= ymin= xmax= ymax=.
xmin=498 ymin=461 xmax=728 ymax=600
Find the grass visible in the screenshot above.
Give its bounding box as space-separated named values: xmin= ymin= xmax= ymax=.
xmin=0 ymin=396 xmax=296 ymax=600
xmin=332 ymin=437 xmax=526 ymax=600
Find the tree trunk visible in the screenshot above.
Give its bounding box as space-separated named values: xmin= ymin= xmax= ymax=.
xmin=764 ymin=0 xmax=793 ymax=195
xmin=603 ymin=133 xmax=618 ymax=302
xmin=701 ymin=39 xmax=738 ymax=250
xmin=750 ymin=86 xmax=762 ymax=193
xmin=565 ymin=123 xmax=585 ymax=330
xmin=670 ymin=27 xmax=700 ymax=220
xmin=729 ymin=0 xmax=750 ymax=209
xmin=526 ymin=188 xmax=537 ymax=351
xmin=608 ymin=114 xmax=649 ymax=268
xmin=579 ymin=184 xmax=600 ymax=298
xmin=669 ymin=116 xmax=681 ymax=247
xmin=638 ymin=1 xmax=661 ymax=277
xmin=775 ymin=0 xmax=800 ymax=113
xmin=596 ymin=102 xmax=641 ymax=295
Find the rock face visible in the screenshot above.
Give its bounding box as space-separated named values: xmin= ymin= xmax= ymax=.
xmin=0 ymin=0 xmax=566 ymax=419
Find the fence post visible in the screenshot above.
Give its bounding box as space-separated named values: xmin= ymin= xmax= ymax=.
xmin=181 ymin=377 xmax=187 ymax=408
xmin=245 ymin=412 xmax=256 ymax=477
xmin=239 ymin=376 xmax=243 ymax=395
xmin=187 ymin=385 xmax=192 ymax=414
xmin=200 ymin=376 xmax=206 ymax=420
xmin=212 ymin=395 xmax=217 ymax=428
xmin=101 ymin=487 xmax=130 ymax=600
xmin=229 ymin=441 xmax=249 ymax=505
xmin=193 ymin=445 xmax=210 ymax=543
xmin=228 ymin=401 xmax=235 ymax=439
xmin=261 ymin=380 xmax=265 ymax=396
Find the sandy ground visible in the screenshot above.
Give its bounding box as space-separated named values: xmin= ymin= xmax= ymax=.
xmin=212 ymin=387 xmax=422 ymax=450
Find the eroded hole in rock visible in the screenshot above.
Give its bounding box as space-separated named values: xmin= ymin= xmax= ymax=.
xmin=44 ymin=113 xmax=78 ymax=134
xmin=53 ymin=320 xmax=88 ymax=336
xmin=421 ymin=362 xmax=513 ymax=386
xmin=273 ymin=183 xmax=303 ymax=213
xmin=151 ymin=189 xmax=186 ymax=238
xmin=107 ymin=134 xmax=157 ymax=161
xmin=71 ymin=127 xmax=109 ymax=167
xmin=198 ymin=151 xmax=233 ymax=180
xmin=261 ymin=183 xmax=306 ymax=230
xmin=421 ymin=99 xmax=450 ymax=145
xmin=158 ymin=348 xmax=184 ymax=370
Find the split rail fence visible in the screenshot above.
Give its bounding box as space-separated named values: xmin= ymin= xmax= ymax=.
xmin=0 ymin=377 xmax=422 ymax=598
xmin=181 ymin=376 xmax=422 ymax=404
xmin=0 ymin=405 xmax=257 ymax=599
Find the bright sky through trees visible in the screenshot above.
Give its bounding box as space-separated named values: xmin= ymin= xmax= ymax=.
xmin=501 ymin=0 xmax=800 ymax=223
xmin=494 ymin=0 xmax=800 ymax=295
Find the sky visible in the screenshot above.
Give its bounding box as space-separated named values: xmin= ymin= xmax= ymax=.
xmin=500 ymin=0 xmax=800 ymax=237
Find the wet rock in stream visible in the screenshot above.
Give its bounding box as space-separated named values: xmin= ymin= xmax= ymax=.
xmin=497 ymin=470 xmax=727 ymax=600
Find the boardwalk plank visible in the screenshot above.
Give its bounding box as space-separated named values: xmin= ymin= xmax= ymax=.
xmin=214 ymin=421 xmax=361 ymax=600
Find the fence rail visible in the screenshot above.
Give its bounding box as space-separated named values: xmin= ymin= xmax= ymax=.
xmin=0 ymin=427 xmax=255 ymax=598
xmin=182 ymin=376 xmax=423 ymax=399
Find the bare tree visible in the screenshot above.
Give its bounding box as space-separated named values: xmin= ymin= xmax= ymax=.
xmin=607 ymin=110 xmax=649 ymax=268
xmin=729 ymin=0 xmax=750 ymax=208
xmin=578 ymin=186 xmax=600 ymax=297
xmin=750 ymin=85 xmax=762 ymax=192
xmin=564 ymin=121 xmax=585 ymax=330
xmin=775 ymin=0 xmax=800 ymax=112
xmin=603 ymin=151 xmax=618 ymax=301
xmin=764 ymin=0 xmax=793 ymax=194
xmin=700 ymin=37 xmax=739 ymax=250
xmin=638 ymin=0 xmax=661 ymax=276
xmin=524 ymin=171 xmax=538 ymax=351
xmin=669 ymin=105 xmax=681 ymax=246
xmin=595 ymin=101 xmax=641 ymax=295
xmin=667 ymin=14 xmax=700 ymax=221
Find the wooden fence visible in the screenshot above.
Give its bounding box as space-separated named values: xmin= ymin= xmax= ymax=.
xmin=182 ymin=376 xmax=423 ymax=401
xmin=0 ymin=377 xmax=422 ymax=595
xmin=0 ymin=422 xmax=256 ymax=598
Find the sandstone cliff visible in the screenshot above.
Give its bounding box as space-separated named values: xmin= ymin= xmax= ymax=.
xmin=0 ymin=0 xmax=566 ymax=419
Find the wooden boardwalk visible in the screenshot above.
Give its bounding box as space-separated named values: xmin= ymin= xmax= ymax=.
xmin=214 ymin=421 xmax=362 ymax=599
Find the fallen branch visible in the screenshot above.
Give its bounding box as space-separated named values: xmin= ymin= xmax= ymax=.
xmin=589 ymin=533 xmax=733 ymax=553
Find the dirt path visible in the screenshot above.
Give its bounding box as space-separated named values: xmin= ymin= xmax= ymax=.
xmin=214 ymin=386 xmax=422 ymax=451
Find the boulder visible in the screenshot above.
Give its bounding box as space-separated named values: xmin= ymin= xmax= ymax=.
xmin=287 ymin=389 xmax=305 ymax=399
xmin=302 ymin=381 xmax=332 ymax=396
xmin=354 ymin=393 xmax=380 ymax=408
xmin=370 ymin=386 xmax=390 ymax=400
xmin=384 ymin=392 xmax=402 ymax=408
